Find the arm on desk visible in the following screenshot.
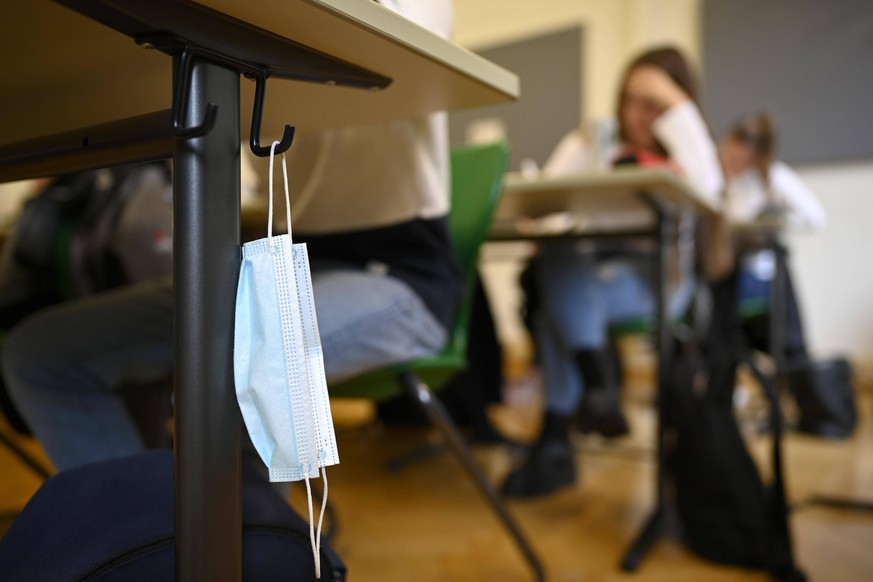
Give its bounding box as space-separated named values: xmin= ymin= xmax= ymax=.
xmin=698 ymin=211 xmax=736 ymax=283
xmin=653 ymin=102 xmax=724 ymax=208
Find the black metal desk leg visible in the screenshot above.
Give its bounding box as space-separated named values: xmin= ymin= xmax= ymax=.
xmin=766 ymin=239 xmax=802 ymax=567
xmin=173 ymin=57 xmax=243 ymax=582
xmin=769 ymin=240 xmax=787 ymax=376
xmin=622 ymin=195 xmax=674 ymax=572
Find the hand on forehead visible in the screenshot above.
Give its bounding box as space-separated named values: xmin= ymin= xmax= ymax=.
xmin=624 ymin=65 xmax=689 ymax=111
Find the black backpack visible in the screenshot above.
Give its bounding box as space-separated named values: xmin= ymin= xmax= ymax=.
xmin=788 ymin=356 xmax=857 ymax=439
xmin=0 ymin=450 xmax=346 ymax=581
xmin=671 ymin=275 xmax=806 ymax=581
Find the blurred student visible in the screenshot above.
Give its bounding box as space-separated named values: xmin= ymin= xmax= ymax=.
xmin=504 ymin=46 xmax=723 ymax=498
xmin=720 ymin=111 xmax=825 ymax=356
xmin=720 ymin=112 xmax=825 ymax=302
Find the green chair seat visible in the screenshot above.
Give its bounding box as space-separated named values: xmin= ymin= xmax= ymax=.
xmin=328 ymin=353 xmax=464 ymax=401
xmin=608 ymin=315 xmax=657 ymax=337
xmin=739 ymin=296 xmax=770 ymax=319
xmin=608 ymin=314 xmax=690 ymax=338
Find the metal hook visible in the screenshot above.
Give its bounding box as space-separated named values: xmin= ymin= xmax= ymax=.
xmin=249 ymin=72 xmax=295 ymax=157
xmin=172 ymin=47 xmax=218 ymax=139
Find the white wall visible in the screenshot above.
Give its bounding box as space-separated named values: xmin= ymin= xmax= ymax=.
xmin=791 ymin=161 xmax=873 ymax=375
xmin=455 ymin=0 xmax=873 ymax=380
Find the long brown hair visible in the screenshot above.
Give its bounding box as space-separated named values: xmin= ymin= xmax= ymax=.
xmin=615 ymin=46 xmax=702 ymax=157
xmin=726 ymin=111 xmax=777 ymax=187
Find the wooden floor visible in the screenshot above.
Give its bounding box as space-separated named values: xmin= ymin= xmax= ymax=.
xmin=2 ymin=368 xmax=872 ymax=581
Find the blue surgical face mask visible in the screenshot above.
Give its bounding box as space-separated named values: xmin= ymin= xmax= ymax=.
xmin=234 ymin=142 xmax=338 ymax=577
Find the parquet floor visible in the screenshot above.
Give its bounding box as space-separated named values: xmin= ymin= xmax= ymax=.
xmin=2 ymin=367 xmax=871 ymax=581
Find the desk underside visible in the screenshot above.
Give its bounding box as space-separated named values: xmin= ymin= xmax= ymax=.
xmin=0 ymin=0 xmax=517 ymax=147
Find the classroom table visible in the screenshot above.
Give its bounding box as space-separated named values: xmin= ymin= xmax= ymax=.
xmin=489 ymin=167 xmax=718 ymax=572
xmin=494 ymin=167 xmax=716 ymax=232
xmin=0 ymin=2 xmax=519 ymax=581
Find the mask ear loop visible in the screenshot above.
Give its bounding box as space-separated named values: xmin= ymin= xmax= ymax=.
xmin=281 ymin=149 xmax=292 ymax=244
xmin=266 ymin=140 xmax=292 ymax=246
xmin=315 ymin=467 xmax=328 ymax=571
xmin=267 ymin=141 xmax=278 ymax=246
xmin=304 ymin=468 xmax=329 ymax=579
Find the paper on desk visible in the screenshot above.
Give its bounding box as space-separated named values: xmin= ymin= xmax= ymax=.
xmin=513 ymin=208 xmax=655 ymax=236
xmin=573 ymin=208 xmax=654 ymax=232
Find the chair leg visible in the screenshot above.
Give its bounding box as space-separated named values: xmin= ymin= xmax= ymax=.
xmin=385 ymin=441 xmax=448 ymax=472
xmin=398 ymin=371 xmax=547 ymax=582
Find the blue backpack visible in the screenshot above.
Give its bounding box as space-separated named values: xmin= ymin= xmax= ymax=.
xmin=0 ymin=450 xmax=346 ymax=581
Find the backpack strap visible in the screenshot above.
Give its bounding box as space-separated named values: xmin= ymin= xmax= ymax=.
xmin=743 ymin=349 xmax=806 ymax=582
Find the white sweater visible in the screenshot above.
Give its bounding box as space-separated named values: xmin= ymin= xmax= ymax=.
xmin=724 ymin=161 xmax=825 ymax=280
xmin=652 ymin=101 xmax=724 ymax=205
xmin=724 ymin=161 xmax=825 ymax=230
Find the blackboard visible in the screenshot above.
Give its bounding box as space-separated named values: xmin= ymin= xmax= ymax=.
xmin=449 ymin=27 xmax=583 ymax=171
xmin=702 ymin=0 xmax=873 ymax=164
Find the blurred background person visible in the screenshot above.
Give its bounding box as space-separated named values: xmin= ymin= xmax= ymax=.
xmin=720 ymin=111 xmax=825 ymax=359
xmin=504 ymin=46 xmax=723 ymax=498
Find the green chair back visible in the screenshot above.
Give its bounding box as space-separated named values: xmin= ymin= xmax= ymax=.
xmin=329 ymin=141 xmax=510 ymax=400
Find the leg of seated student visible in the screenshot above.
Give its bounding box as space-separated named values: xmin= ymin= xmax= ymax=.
xmin=538 ymin=249 xmax=652 ymax=431
xmin=2 ymin=259 xmax=445 ymax=474
xmin=2 ymin=277 xmax=174 ymax=472
xmin=311 ymin=261 xmax=447 ymax=383
xmin=501 ymin=312 xmax=582 ymax=498
xmin=503 ymin=250 xmax=666 ymax=498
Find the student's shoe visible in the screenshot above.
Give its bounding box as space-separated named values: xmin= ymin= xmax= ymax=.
xmin=574 ymin=348 xmax=630 ymax=438
xmin=502 ymin=412 xmax=576 ymax=498
xmin=502 ymin=439 xmax=576 ymax=498
xmin=576 ymin=389 xmax=630 ymax=438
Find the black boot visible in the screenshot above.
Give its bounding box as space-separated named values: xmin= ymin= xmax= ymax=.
xmin=575 ymin=348 xmax=630 ymax=438
xmin=502 ymin=412 xmax=576 ymax=498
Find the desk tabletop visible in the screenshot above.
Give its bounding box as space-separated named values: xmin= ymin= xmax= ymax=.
xmin=0 ymin=0 xmax=518 ymax=147
xmin=491 ymin=167 xmax=718 ymax=239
